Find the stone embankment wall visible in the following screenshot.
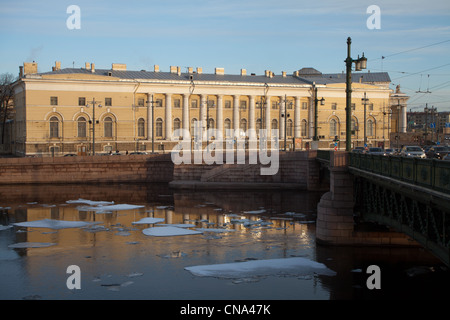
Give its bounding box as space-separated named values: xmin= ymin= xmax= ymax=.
xmin=0 ymin=154 xmax=174 ymax=184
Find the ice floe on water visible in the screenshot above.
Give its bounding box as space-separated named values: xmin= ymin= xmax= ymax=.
xmin=195 ymin=228 xmax=235 ymax=233
xmin=184 ymin=257 xmax=337 ymax=279
xmin=132 ymin=217 xmax=165 ymax=224
xmin=142 ymin=226 xmax=202 ymax=237
xmin=157 ymin=223 xmax=196 ymax=228
xmin=66 ymin=198 xmax=114 ymax=206
xmin=0 ymin=225 xmax=13 ymax=231
xmin=13 ymin=219 xmax=97 ymax=230
xmin=242 ymin=209 xmax=266 ymax=214
xmin=8 ymin=242 xmax=56 ymax=248
xmin=81 ymin=204 xmax=145 ymax=213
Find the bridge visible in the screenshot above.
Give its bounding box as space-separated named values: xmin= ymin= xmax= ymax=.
xmin=316 ymin=150 xmax=450 ymax=267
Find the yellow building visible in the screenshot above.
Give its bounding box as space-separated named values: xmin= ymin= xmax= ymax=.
xmin=11 ymin=61 xmax=402 ymax=156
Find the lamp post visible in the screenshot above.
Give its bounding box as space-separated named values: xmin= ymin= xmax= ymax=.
xmin=280 ymin=95 xmax=292 ymax=151
xmin=313 ymin=83 xmax=325 ymax=142
xmin=146 ymin=95 xmax=160 ymax=154
xmin=86 ymin=98 xmax=102 ymax=155
xmin=345 ymin=37 xmax=367 ymax=151
xmin=362 ymin=92 xmax=369 ymax=149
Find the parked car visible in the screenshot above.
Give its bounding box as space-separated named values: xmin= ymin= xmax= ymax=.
xmin=385 ymin=148 xmax=396 ymax=156
xmin=129 ymin=151 xmax=147 ymax=155
xmin=443 ymin=153 xmax=450 ymax=161
xmin=352 ymin=147 xmax=365 ymax=153
xmin=425 ymin=146 xmax=450 ymax=160
xmin=366 ymin=147 xmax=386 ymax=156
xmin=399 ymin=146 xmax=426 ymax=158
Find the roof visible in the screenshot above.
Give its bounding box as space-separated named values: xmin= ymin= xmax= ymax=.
xmin=37 ymin=67 xmax=391 ymax=86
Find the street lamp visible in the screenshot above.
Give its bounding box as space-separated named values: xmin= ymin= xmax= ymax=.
xmin=362 ymin=92 xmax=369 ymax=149
xmin=86 ymin=98 xmax=102 ymax=155
xmin=205 ymin=98 xmax=215 ymax=148
xmin=313 ymin=83 xmax=325 ymax=142
xmin=146 ymin=95 xmax=161 ymax=154
xmin=345 ymin=37 xmax=367 ymax=151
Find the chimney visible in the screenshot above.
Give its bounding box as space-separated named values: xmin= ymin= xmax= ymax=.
xmin=293 ymin=70 xmax=299 ymax=77
xmin=265 ymin=70 xmax=271 ymax=77
xmin=19 ymin=66 xmax=23 ymax=78
xmin=188 ymin=67 xmax=193 ymax=74
xmin=23 ymin=62 xmax=38 ymax=75
xmin=196 ymin=67 xmax=203 ymax=74
xmin=112 ymin=63 xmax=127 ymax=71
xmin=215 ymin=67 xmax=224 ymax=75
xmin=154 ymin=65 xmax=160 ymax=72
xmin=282 ymin=71 xmax=286 ymax=78
xmin=55 ymin=61 xmax=61 ymax=71
xmin=177 ymin=66 xmax=181 ymax=76
xmin=170 ymin=66 xmax=178 ymax=74
xmin=85 ymin=62 xmax=90 ymax=69
xmin=91 ymin=63 xmax=95 ymax=73
xmin=241 ymin=69 xmax=247 ymax=76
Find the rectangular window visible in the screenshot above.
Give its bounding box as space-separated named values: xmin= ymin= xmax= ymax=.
xmin=287 ymin=101 xmax=293 ymax=109
xmin=105 ymin=98 xmax=112 ymax=106
xmin=138 ymin=98 xmax=145 ymax=107
xmin=191 ymin=100 xmax=198 ymax=109
xmin=156 ymin=99 xmax=163 ymax=107
xmin=272 ymin=101 xmax=278 ymax=109
xmin=351 ymin=103 xmax=356 ymax=111
xmin=225 ymin=100 xmax=231 ymax=109
xmin=368 ymin=103 xmax=374 ymax=111
xmin=240 ymin=100 xmax=247 ymax=109
xmin=50 ymin=96 xmax=58 ymax=106
xmin=331 ymin=103 xmax=337 ymax=110
xmin=302 ymin=102 xmax=308 ymax=110
xmin=174 ymin=99 xmax=181 ymax=108
xmin=78 ymin=97 xmax=86 ymax=106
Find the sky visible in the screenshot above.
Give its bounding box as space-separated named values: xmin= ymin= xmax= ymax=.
xmin=1 ymin=0 xmax=450 ymax=111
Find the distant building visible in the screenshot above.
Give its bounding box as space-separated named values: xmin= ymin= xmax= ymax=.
xmin=407 ymin=107 xmax=450 ymax=143
xmin=10 ymin=61 xmax=404 ymax=156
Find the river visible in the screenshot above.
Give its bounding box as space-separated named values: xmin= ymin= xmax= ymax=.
xmin=0 ymin=183 xmax=448 ymax=301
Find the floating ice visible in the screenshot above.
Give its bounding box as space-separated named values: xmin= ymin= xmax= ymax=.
xmin=83 ymin=204 xmax=145 ymax=213
xmin=8 ymin=242 xmax=56 ymax=248
xmin=185 ymin=257 xmax=336 ymax=278
xmin=242 ymin=209 xmax=266 ymax=214
xmin=0 ymin=225 xmax=13 ymax=231
xmin=142 ymin=226 xmax=202 ymax=237
xmin=14 ymin=219 xmax=97 ymax=230
xmin=66 ymin=198 xmax=114 ymax=206
xmin=195 ymin=228 xmax=235 ymax=233
xmin=157 ymin=223 xmax=196 ymax=228
xmin=132 ymin=217 xmax=165 ymax=224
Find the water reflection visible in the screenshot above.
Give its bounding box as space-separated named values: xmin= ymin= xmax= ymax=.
xmin=0 ymin=183 xmax=448 ymax=300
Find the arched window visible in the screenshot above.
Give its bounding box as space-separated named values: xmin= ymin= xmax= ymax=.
xmin=256 ymin=119 xmax=261 ymax=133
xmin=351 ymin=118 xmax=358 ymax=136
xmin=208 ymin=118 xmax=215 ymax=130
xmin=224 ymin=118 xmax=231 ymax=137
xmin=173 ymin=118 xmax=181 ymax=132
xmin=329 ymin=118 xmax=338 ymax=137
xmin=104 ymin=116 xmax=113 ymax=138
xmin=367 ymin=119 xmax=374 ymax=137
xmin=138 ymin=118 xmax=145 ymax=137
xmin=156 ymin=118 xmax=163 ymax=137
xmin=191 ymin=118 xmax=198 ymax=135
xmin=301 ymin=119 xmax=307 ymax=137
xmin=49 ymin=116 xmax=59 ymax=138
xmin=240 ymin=119 xmax=247 ymax=133
xmin=271 ymin=119 xmax=278 ymax=130
xmin=286 ymin=119 xmax=293 ymax=137
xmin=78 ymin=116 xmax=87 ymax=138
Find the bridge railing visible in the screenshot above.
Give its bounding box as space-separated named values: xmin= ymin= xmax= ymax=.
xmin=349 ymin=153 xmax=450 ymax=194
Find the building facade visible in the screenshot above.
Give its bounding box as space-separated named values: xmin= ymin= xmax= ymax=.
xmin=11 ymin=61 xmax=402 ymax=156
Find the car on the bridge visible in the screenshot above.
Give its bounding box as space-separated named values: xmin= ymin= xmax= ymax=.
xmin=399 ymin=146 xmax=426 ymax=158
xmin=426 ymin=146 xmax=450 ymax=160
xmin=366 ymin=147 xmax=386 ymax=156
xmin=385 ymin=148 xmax=397 ymax=156
xmin=352 ymin=147 xmax=365 ymax=153
xmin=444 ymin=153 xmax=450 ymax=161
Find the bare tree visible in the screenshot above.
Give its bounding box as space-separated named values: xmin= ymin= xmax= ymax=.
xmin=0 ymin=73 xmax=16 ymax=144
